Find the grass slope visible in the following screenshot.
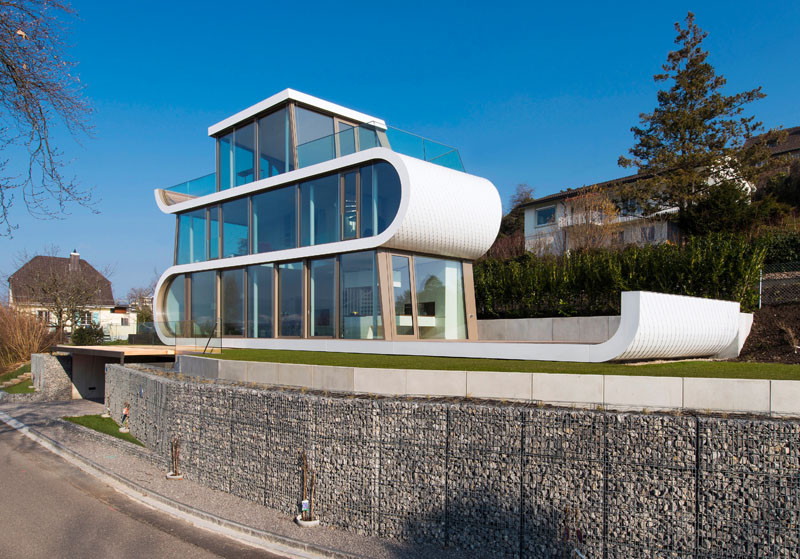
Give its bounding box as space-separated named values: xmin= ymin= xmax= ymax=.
xmin=4 ymin=379 xmax=34 ymax=394
xmin=214 ymin=349 xmax=800 ymax=380
xmin=0 ymin=362 xmax=30 ymax=384
xmin=63 ymin=415 xmax=144 ymax=446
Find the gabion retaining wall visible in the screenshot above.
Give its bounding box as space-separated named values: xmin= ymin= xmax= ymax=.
xmin=105 ymin=365 xmax=800 ymax=558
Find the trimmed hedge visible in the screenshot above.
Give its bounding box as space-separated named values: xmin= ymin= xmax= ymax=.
xmin=474 ymin=233 xmax=765 ymax=319
xmin=757 ymin=229 xmax=800 ymax=265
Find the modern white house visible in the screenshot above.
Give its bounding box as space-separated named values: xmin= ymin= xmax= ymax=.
xmin=152 ymin=90 xmax=751 ymax=362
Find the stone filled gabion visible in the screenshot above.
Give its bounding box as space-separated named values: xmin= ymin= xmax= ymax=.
xmin=104 ymin=365 xmax=800 ymax=559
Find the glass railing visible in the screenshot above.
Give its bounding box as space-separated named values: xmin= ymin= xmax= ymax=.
xmin=130 ymin=321 xmax=223 ymax=355
xmin=158 ymin=173 xmax=216 ymax=204
xmin=296 ymin=123 xmax=464 ymax=172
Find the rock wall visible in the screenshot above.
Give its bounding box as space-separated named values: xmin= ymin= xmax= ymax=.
xmin=106 ymin=365 xmax=800 ymax=558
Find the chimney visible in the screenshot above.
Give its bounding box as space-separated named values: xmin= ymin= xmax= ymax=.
xmin=69 ymin=250 xmax=80 ymax=273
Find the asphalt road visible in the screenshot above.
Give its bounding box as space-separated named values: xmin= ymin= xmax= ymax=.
xmin=0 ymin=423 xmax=284 ymax=559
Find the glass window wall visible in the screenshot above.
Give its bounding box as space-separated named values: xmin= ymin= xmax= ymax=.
xmin=234 ymin=123 xmax=255 ymax=186
xmin=222 ymin=198 xmax=249 ymax=258
xmin=360 ymin=162 xmax=401 ymax=237
xmin=337 ymin=122 xmax=356 ymax=157
xmin=190 ymin=271 xmax=217 ymax=336
xmin=340 ymin=251 xmax=382 ymax=339
xmin=309 ymin=258 xmax=336 ymax=337
xmin=221 ymin=268 xmax=245 ymax=336
xmin=413 ymin=257 xmax=466 ymax=340
xmin=278 ymin=262 xmax=303 ymax=336
xmin=252 ymin=186 xmax=297 ymax=253
xmin=247 ymin=264 xmax=273 ymax=338
xmin=209 ymin=206 xmax=220 ymax=259
xmin=177 ymin=209 xmax=206 ymax=264
xmin=165 ymin=275 xmax=185 ymax=336
xmin=300 ymin=174 xmax=339 ymax=246
xmin=258 ymin=108 xmax=291 ymax=178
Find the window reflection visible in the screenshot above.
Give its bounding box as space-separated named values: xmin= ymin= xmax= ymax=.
xmin=222 ymin=198 xmax=249 ymax=258
xmin=300 ymin=174 xmax=339 ymax=246
xmin=340 ymin=252 xmax=382 ymax=339
xmin=414 ymin=257 xmax=466 ymax=340
xmin=219 ymin=133 xmax=232 ymax=191
xmin=177 ymin=209 xmax=206 ymax=264
xmin=392 ymin=256 xmax=414 ymax=336
xmin=234 ymin=123 xmax=255 ymax=186
xmin=252 ymin=186 xmax=297 ymax=253
xmin=165 ymin=275 xmax=185 ymax=336
xmin=221 ymin=268 xmax=245 ymax=336
xmin=279 ymin=262 xmax=303 ymax=336
xmin=190 ymin=271 xmax=217 ymax=336
xmin=295 ymin=106 xmax=334 ymax=167
xmin=310 ymin=258 xmax=336 ymax=337
xmin=258 ymin=109 xmax=291 ymax=178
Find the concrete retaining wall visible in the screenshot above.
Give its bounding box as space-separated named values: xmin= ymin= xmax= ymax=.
xmin=179 ymin=355 xmax=800 ymax=416
xmin=478 ymin=315 xmax=621 ymax=342
xmin=106 ymin=365 xmax=800 ymax=558
xmin=30 ymin=353 xmax=72 ymax=401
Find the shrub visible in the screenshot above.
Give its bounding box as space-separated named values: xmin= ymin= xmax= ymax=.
xmin=475 ymin=233 xmax=765 ymax=318
xmin=756 ymin=229 xmax=800 ymax=264
xmin=0 ymin=305 xmax=59 ymax=371
xmin=71 ymin=324 xmax=105 ymax=346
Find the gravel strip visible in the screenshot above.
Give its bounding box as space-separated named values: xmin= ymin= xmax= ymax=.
xmin=0 ymin=400 xmax=466 ymax=559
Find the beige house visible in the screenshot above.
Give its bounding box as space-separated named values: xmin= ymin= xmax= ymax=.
xmin=8 ymin=251 xmax=137 ymax=341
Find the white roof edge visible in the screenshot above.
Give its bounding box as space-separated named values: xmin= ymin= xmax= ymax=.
xmin=207 ymin=88 xmax=387 ymax=136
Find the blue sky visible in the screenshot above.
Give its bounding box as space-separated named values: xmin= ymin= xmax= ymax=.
xmin=1 ymin=0 xmax=798 ymax=300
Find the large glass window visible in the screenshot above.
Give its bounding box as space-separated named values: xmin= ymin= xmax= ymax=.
xmin=340 ymin=251 xmax=383 ymax=339
xmin=295 ymin=106 xmax=334 ymax=167
xmin=190 ymin=271 xmax=217 ymax=336
xmin=176 ymin=209 xmax=206 ymax=264
xmin=536 ymin=206 xmax=556 ymax=227
xmin=219 ymin=133 xmax=233 ymax=191
xmin=222 ymin=198 xmax=249 ymax=258
xmin=278 ymin=262 xmax=303 ymax=336
xmin=309 ymin=258 xmax=336 ymax=337
xmin=165 ymin=275 xmax=185 ymax=336
xmin=360 ymin=162 xmax=401 ymax=237
xmin=413 ymin=257 xmax=466 ymax=340
xmin=391 ymin=255 xmax=414 ymax=336
xmin=221 ymin=268 xmax=245 ymax=336
xmin=342 ymin=171 xmax=357 ymax=240
xmin=259 ymin=108 xmax=291 ymax=178
xmin=300 ymin=174 xmax=339 ymax=246
xmin=234 ymin=123 xmax=255 ymax=186
xmin=252 ymin=186 xmax=297 ymax=253
xmin=337 ymin=121 xmax=356 ymax=157
xmin=247 ymin=264 xmax=273 ymax=338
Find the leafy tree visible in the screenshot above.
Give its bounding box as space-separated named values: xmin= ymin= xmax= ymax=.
xmin=0 ymin=0 xmax=92 ymax=236
xmin=617 ymin=12 xmax=784 ymax=233
xmin=499 ymin=183 xmax=534 ymax=236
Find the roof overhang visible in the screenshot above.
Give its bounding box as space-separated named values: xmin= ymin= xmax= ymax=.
xmin=207 ymin=89 xmax=387 ymax=137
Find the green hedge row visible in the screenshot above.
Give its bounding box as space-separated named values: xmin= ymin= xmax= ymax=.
xmin=474 ymin=233 xmax=766 ymax=319
xmin=758 ymin=229 xmax=800 ymax=265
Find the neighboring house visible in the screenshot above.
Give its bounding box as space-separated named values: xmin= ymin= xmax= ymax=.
xmin=522 ymin=125 xmax=800 ymax=255
xmin=8 ymin=251 xmax=137 ymax=341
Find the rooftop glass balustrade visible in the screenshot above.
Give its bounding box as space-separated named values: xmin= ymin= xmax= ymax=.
xmin=157 ymin=124 xmax=462 ymax=205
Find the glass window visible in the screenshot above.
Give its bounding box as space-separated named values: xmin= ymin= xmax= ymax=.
xmin=300 ymin=174 xmax=339 ymax=246
xmin=190 ymin=271 xmax=217 ymax=336
xmin=258 ymin=108 xmax=291 ymax=178
xmin=337 ymin=121 xmax=356 ymax=157
xmin=209 ymin=206 xmax=220 ymax=259
xmin=340 ymin=251 xmax=383 ymax=339
xmin=219 ymin=132 xmax=233 ymax=191
xmin=234 ymin=123 xmax=255 ymax=186
xmin=414 ymin=257 xmax=466 ymax=340
xmin=358 ymin=126 xmax=379 ymax=150
xmin=165 ymin=275 xmax=185 ymax=336
xmin=176 ymin=209 xmax=206 ymax=264
xmin=360 ymin=162 xmax=401 ymax=238
xmin=222 ymin=198 xmax=249 ymax=258
xmin=536 ymin=206 xmax=556 ymax=227
xmin=221 ymin=268 xmax=244 ymax=336
xmin=247 ymin=264 xmax=273 ymax=338
xmin=278 ymin=262 xmax=303 ymax=337
xmin=391 ymin=255 xmax=414 ymax=336
xmin=252 ymin=186 xmax=297 ymax=253
xmin=295 ymin=106 xmax=334 ymax=167
xmin=342 ymin=171 xmax=357 ymax=240
xmin=309 ymin=258 xmax=336 ymax=337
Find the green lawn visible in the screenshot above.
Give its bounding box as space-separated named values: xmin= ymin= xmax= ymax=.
xmin=4 ymin=379 xmax=34 ymax=394
xmin=214 ymin=349 xmax=800 ymax=380
xmin=63 ymin=415 xmax=144 ymax=446
xmin=0 ymin=362 xmax=30 ymax=384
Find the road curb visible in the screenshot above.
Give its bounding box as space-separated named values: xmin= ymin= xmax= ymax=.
xmin=0 ymin=410 xmax=366 ymax=559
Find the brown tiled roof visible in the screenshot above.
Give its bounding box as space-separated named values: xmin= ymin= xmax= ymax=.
xmin=519 ymin=171 xmax=646 ymax=208
xmin=745 ymin=126 xmax=800 ymax=156
xmin=8 ymin=255 xmax=114 ymax=306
